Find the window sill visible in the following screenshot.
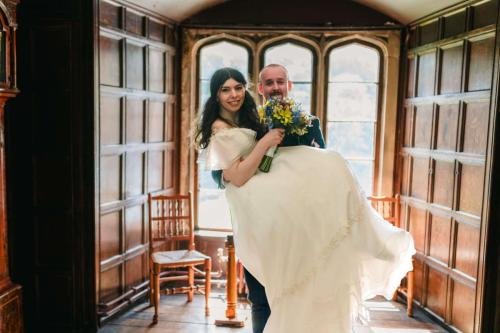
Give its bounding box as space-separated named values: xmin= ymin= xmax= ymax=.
xmin=195 ymin=229 xmax=233 ymax=239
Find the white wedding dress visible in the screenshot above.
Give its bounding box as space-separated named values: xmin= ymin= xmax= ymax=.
xmin=204 ymin=128 xmax=416 ymax=333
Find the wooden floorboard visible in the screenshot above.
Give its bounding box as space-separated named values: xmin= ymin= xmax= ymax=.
xmin=98 ymin=290 xmax=448 ymax=332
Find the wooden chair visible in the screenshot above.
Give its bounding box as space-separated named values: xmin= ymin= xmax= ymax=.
xmin=367 ymin=194 xmax=414 ymax=316
xmin=148 ymin=193 xmax=211 ymax=324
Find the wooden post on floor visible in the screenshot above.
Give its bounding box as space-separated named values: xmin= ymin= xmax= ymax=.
xmin=214 ymin=235 xmax=245 ymax=327
xmin=225 ymin=235 xmax=237 ymax=319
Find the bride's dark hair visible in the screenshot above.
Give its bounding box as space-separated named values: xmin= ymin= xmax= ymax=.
xmin=195 ymin=67 xmax=267 ymax=149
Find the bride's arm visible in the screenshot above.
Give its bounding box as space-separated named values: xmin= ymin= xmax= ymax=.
xmin=212 ymin=122 xmax=283 ymax=187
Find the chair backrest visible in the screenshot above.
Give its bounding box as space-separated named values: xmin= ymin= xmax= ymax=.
xmin=148 ymin=193 xmax=195 ymax=252
xmin=367 ymin=194 xmax=400 ymax=228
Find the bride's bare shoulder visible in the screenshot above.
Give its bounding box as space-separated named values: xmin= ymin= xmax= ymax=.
xmin=211 ymin=120 xmax=233 ymax=133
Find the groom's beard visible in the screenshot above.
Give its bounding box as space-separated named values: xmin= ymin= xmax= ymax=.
xmin=270 ymin=92 xmax=284 ymax=100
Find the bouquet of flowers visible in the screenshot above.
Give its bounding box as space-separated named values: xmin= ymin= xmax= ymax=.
xmin=257 ymin=97 xmax=313 ymax=172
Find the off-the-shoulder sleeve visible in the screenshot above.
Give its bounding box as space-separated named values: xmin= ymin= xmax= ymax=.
xmin=202 ymin=128 xmax=256 ymax=170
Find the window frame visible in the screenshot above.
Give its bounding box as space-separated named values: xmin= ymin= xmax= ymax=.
xmin=324 ymin=39 xmax=385 ymax=195
xmin=183 ymin=29 xmax=401 ymax=231
xmin=260 ymin=39 xmax=318 ymax=114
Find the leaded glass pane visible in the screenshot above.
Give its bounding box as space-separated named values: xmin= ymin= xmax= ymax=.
xmin=264 ymin=42 xmax=313 ymax=82
xmin=327 ymin=82 xmax=378 ymax=121
xmin=327 ymin=121 xmax=375 ymax=159
xmin=329 ymin=43 xmax=380 ymax=83
xmin=199 ymin=41 xmax=249 ymax=80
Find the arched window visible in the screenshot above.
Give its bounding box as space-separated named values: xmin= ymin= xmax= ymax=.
xmin=263 ymin=42 xmax=313 ymax=112
xmin=197 ymin=41 xmax=249 ymax=230
xmin=327 ymin=43 xmax=381 ymax=195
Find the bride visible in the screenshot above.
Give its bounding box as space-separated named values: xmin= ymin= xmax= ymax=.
xmin=195 ymin=67 xmax=415 ymax=332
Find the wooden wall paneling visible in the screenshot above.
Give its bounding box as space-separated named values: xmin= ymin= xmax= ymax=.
xmin=100 ymin=95 xmax=122 ymax=145
xmin=467 ymin=35 xmax=495 ymax=92
xmin=471 ymin=0 xmax=498 ymax=30
xmin=125 ymin=97 xmax=145 ymax=143
xmin=100 ymin=35 xmax=122 ymax=87
xmin=148 ymin=101 xmax=165 ymax=142
xmin=100 ymin=0 xmax=121 ymax=28
xmin=458 ymin=163 xmax=485 ymax=216
xmin=407 ymin=56 xmax=416 ymax=98
xmin=149 ymin=48 xmax=165 ymax=93
xmin=402 ymin=2 xmax=497 ymax=331
xmin=432 ymin=160 xmax=456 ymax=208
xmin=401 ymin=155 xmax=411 ymax=196
xmin=451 ymin=280 xmax=476 ymax=332
xmin=455 ymin=221 xmax=480 ymax=279
xmin=439 ymin=42 xmax=464 ymax=94
xmin=149 ymin=19 xmax=165 ymax=43
xmin=125 ymin=9 xmax=145 ymax=37
xmin=429 ymin=214 xmax=452 ymax=265
xmin=409 ymin=205 xmax=428 ymax=254
xmin=479 ymin=0 xmax=500 ymax=331
xmin=426 ymin=267 xmax=448 ymax=319
xmin=413 ymin=258 xmax=425 ymax=303
xmin=443 ymin=9 xmax=467 ymax=39
xmin=410 ymin=157 xmax=430 ymax=201
xmin=419 ymin=19 xmax=440 ymax=46
xmin=126 ymin=41 xmax=145 ymax=90
xmin=461 ymin=101 xmax=490 ymax=155
xmin=417 ymin=51 xmax=437 ymax=97
xmin=435 ymin=103 xmax=460 ymax=151
xmin=413 ymin=104 xmax=434 ymax=148
xmin=98 ymin=0 xmax=177 ymax=320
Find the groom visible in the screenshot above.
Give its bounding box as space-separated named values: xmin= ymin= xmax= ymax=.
xmin=212 ymin=64 xmax=325 ymax=333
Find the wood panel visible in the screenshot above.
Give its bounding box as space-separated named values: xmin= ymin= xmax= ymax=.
xmin=410 ymin=157 xmax=429 ymax=201
xmin=467 ymin=37 xmax=494 ymax=92
xmin=454 ymin=222 xmax=480 ymax=278
xmin=429 ymin=214 xmax=452 ymax=264
xmin=435 ymin=103 xmax=459 ymax=151
xmin=100 ymin=95 xmax=122 ymax=145
xmin=413 ymin=104 xmax=433 ymax=148
xmin=461 ymin=101 xmax=490 ymax=155
xmin=100 ymin=36 xmax=122 ymax=87
xmin=439 ymin=43 xmax=463 ymax=94
xmin=401 ymin=2 xmax=497 ymax=331
xmin=417 ymin=51 xmax=436 ymax=97
xmin=451 ymin=281 xmax=476 ymax=333
xmin=125 ymin=97 xmax=144 ymax=143
xmin=443 ymin=10 xmax=466 ymax=39
xmin=413 ymin=259 xmax=425 ymax=303
xmin=458 ymin=163 xmax=484 ymax=216
xmin=409 ymin=206 xmax=427 ymax=253
xmin=432 ymin=160 xmax=455 ymax=208
xmin=426 ymin=268 xmax=448 ymax=319
xmin=98 ymin=0 xmax=177 ymax=320
xmin=125 ymin=10 xmax=144 ymax=36
xmin=407 ymin=57 xmax=416 ymax=98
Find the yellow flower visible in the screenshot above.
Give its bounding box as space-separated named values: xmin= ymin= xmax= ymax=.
xmin=257 ymin=105 xmax=265 ymax=121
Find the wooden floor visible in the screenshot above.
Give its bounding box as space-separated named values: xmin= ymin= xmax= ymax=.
xmin=98 ymin=290 xmax=448 ymax=333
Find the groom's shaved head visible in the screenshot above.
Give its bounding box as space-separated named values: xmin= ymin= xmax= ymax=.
xmin=259 ymin=64 xmax=289 ymax=82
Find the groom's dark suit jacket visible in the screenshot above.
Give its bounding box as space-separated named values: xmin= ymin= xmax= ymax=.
xmin=210 ymin=117 xmax=325 ymax=188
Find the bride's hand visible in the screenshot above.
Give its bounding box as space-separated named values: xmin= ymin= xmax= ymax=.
xmin=260 ymin=128 xmax=285 ymax=149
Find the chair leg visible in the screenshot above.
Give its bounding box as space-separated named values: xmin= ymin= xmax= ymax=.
xmin=205 ymin=258 xmax=211 ymax=316
xmin=407 ymin=270 xmax=414 ymax=317
xmin=149 ymin=267 xmax=154 ymax=307
xmin=392 ymin=289 xmax=398 ymax=301
xmin=187 ymin=266 xmax=194 ymax=302
xmin=153 ymin=265 xmax=160 ymax=324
